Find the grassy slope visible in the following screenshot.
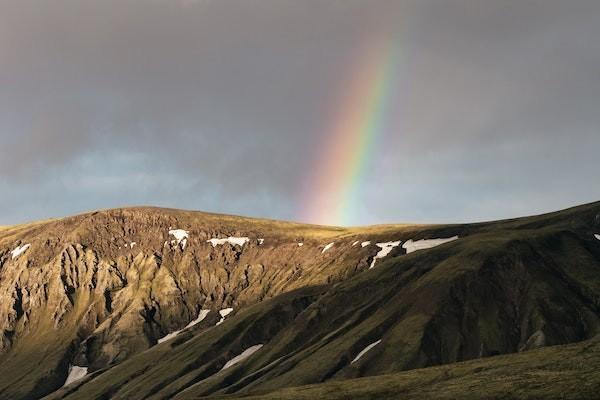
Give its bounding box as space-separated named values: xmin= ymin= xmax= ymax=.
xmin=214 ymin=335 xmax=600 ymax=400
xmin=41 ymin=201 xmax=600 ymax=400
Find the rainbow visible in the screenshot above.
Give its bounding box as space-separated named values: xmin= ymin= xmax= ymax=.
xmin=299 ymin=36 xmax=398 ymax=226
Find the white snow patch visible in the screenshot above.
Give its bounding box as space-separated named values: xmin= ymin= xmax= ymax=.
xmin=216 ymin=308 xmax=234 ymax=325
xmin=351 ymin=340 xmax=382 ymax=364
xmin=130 ymin=242 xmax=136 ymax=248
xmin=157 ymin=330 xmax=179 ymax=344
xmin=369 ymin=241 xmax=402 ymax=269
xmin=298 ymin=242 xmax=303 ymax=247
xmin=157 ymin=309 xmax=211 ymax=344
xmin=10 ymin=244 xmax=31 ymax=259
xmin=221 ymin=344 xmax=263 ymax=370
xmin=207 ymin=237 xmax=250 ymax=247
xmin=352 ymin=241 xmax=360 ymax=247
xmin=258 ymin=238 xmax=265 ymax=245
xmin=63 ymin=365 xmax=88 ymax=386
xmin=595 ymin=234 xmax=600 ymax=241
xmin=361 ymin=241 xmax=371 ymax=248
xmin=185 ymin=309 xmax=211 ymax=329
xmin=322 ymin=242 xmax=335 ymax=253
xmin=169 ymin=229 xmax=189 ymax=249
xmin=402 ymin=236 xmax=459 ymax=254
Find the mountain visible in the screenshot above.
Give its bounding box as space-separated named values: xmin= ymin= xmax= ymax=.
xmin=1 ymin=202 xmax=600 ymax=399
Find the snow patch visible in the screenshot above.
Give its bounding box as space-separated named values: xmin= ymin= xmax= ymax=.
xmin=221 ymin=344 xmax=263 ymax=370
xmin=157 ymin=330 xmax=179 ymax=344
xmin=216 ymin=308 xmax=234 ymax=325
xmin=595 ymin=234 xmax=600 ymax=241
xmin=10 ymin=244 xmax=31 ymax=259
xmin=351 ymin=340 xmax=382 ymax=364
xmin=370 ymin=241 xmax=402 ymax=269
xmin=361 ymin=241 xmax=371 ymax=247
xmin=207 ymin=237 xmax=250 ymax=247
xmin=402 ymin=236 xmax=459 ymax=254
xmin=157 ymin=309 xmax=211 ymax=344
xmin=352 ymin=241 xmax=360 ymax=247
xmin=169 ymin=229 xmax=189 ymax=249
xmin=63 ymin=365 xmax=88 ymax=386
xmin=258 ymin=238 xmax=265 ymax=245
xmin=185 ymin=309 xmax=211 ymax=329
xmin=298 ymin=242 xmax=303 ymax=247
xmin=322 ymin=242 xmax=335 ymax=253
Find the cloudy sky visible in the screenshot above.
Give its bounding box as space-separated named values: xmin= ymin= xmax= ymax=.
xmin=1 ymin=0 xmax=599 ymax=226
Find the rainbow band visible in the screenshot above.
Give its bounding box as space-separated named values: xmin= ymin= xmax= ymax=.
xmin=300 ymin=37 xmax=397 ymax=226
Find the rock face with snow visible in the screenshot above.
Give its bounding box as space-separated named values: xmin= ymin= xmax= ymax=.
xmin=402 ymin=235 xmax=459 ymax=254
xmin=168 ymin=229 xmax=189 ymax=249
xmin=369 ymin=241 xmax=402 ymax=269
xmin=216 ymin=308 xmax=234 ymax=325
xmin=322 ymin=242 xmax=335 ymax=253
xmin=63 ymin=365 xmax=88 ymax=387
xmin=158 ymin=309 xmax=211 ymax=344
xmin=207 ymin=236 xmax=250 ymax=247
xmin=221 ymin=344 xmax=263 ymax=370
xmin=0 ymin=206 xmax=393 ymax=399
xmin=351 ymin=340 xmax=382 ymax=364
xmin=10 ymin=243 xmax=30 ymax=259
xmin=2 ymin=201 xmax=600 ymax=400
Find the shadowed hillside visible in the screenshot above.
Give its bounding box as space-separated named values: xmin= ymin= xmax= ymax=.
xmin=214 ymin=335 xmax=600 ymax=400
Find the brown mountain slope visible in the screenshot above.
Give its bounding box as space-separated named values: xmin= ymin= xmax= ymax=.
xmin=26 ymin=201 xmax=600 ymax=400
xmin=0 ymin=207 xmax=424 ymax=399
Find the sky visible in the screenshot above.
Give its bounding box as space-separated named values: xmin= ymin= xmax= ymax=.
xmin=1 ymin=0 xmax=599 ymax=226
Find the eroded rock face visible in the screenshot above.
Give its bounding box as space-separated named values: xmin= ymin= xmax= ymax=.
xmin=0 ymin=208 xmax=382 ymax=376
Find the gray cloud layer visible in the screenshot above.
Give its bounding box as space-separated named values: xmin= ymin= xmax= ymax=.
xmin=1 ymin=0 xmax=599 ymax=225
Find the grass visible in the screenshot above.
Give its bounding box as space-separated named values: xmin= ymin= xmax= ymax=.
xmin=211 ymin=335 xmax=600 ymax=400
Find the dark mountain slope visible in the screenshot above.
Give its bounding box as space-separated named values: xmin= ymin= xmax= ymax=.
xmin=39 ymin=201 xmax=600 ymax=400
xmin=216 ymin=335 xmax=600 ymax=400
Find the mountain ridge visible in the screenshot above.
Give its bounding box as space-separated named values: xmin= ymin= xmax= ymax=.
xmin=5 ymin=200 xmax=600 ymax=231
xmin=1 ymin=201 xmax=599 ymax=399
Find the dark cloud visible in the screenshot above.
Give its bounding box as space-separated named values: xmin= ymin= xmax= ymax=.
xmin=1 ymin=0 xmax=599 ymax=225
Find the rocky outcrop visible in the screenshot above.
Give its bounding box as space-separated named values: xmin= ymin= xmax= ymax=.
xmin=0 ymin=207 xmax=395 ymax=398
